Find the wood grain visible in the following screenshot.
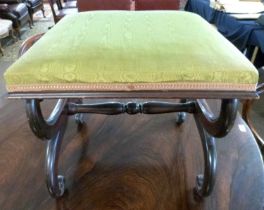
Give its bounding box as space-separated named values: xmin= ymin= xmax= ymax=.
xmin=0 ymin=99 xmax=263 ymax=210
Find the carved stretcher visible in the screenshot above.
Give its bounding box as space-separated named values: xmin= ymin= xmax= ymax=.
xmin=4 ymin=11 xmax=259 ymax=200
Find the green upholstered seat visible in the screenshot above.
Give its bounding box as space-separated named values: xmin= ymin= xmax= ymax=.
xmin=4 ymin=11 xmax=258 ymax=93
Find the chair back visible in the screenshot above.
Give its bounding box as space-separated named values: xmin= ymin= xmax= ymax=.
xmin=77 ymin=0 xmax=132 ymax=12
xmin=135 ymin=0 xmax=179 ymax=10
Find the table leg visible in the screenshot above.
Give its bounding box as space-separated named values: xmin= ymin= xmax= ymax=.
xmin=192 ymin=99 xmax=238 ymax=200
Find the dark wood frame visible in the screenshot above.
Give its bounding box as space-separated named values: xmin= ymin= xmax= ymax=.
xmin=22 ymin=97 xmax=238 ymax=200
xmin=11 ymin=33 xmax=256 ymax=201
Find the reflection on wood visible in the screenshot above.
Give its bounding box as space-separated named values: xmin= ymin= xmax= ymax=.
xmin=0 ymin=100 xmax=263 ymax=210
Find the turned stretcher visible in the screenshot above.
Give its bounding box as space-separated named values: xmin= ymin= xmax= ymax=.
xmin=4 ymin=11 xmax=259 ymax=200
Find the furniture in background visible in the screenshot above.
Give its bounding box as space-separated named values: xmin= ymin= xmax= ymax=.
xmin=48 ymin=0 xmax=77 ymax=23
xmin=0 ymin=0 xmax=45 ymax=26
xmin=24 ymin=0 xmax=45 ymax=24
xmin=0 ymin=18 xmax=16 ymax=55
xmin=0 ymin=2 xmax=31 ymax=38
xmin=185 ymin=0 xmax=264 ymax=68
xmin=185 ymin=0 xmax=264 ymax=152
xmin=52 ymin=0 xmax=76 ymax=9
xmin=135 ymin=0 xmax=179 ymax=10
xmin=77 ymin=0 xmax=180 ymax=11
xmin=77 ymin=0 xmax=131 ymax=12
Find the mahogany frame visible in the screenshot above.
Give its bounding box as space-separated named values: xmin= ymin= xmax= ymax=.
xmin=11 ymin=34 xmax=255 ymax=201
xmin=21 ymin=97 xmax=239 ymax=200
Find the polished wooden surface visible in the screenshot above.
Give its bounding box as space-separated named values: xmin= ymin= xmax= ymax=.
xmin=0 ymin=99 xmax=264 ymax=210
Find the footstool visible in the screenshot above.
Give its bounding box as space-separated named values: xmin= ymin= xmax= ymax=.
xmin=0 ymin=19 xmax=14 ymax=55
xmin=4 ymin=11 xmax=259 ymax=200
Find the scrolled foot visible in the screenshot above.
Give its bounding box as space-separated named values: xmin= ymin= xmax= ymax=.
xmin=194 ymin=109 xmax=217 ymax=201
xmin=47 ymin=175 xmax=65 ymax=198
xmin=193 ymin=174 xmax=204 ymax=202
xmin=75 ymin=113 xmax=84 ymax=125
xmin=191 ymin=132 xmax=216 ymax=201
xmin=45 ymin=113 xmax=68 ymax=198
xmin=57 ymin=175 xmax=65 ymax=197
xmin=176 ymin=112 xmax=186 ymax=125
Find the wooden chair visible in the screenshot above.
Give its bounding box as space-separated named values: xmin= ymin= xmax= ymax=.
xmin=77 ymin=0 xmax=132 ymax=12
xmin=24 ymin=0 xmax=45 ymax=24
xmin=48 ymin=0 xmax=77 ymax=23
xmin=135 ymin=0 xmax=180 ymax=10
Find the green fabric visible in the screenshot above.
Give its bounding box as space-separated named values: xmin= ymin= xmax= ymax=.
xmin=4 ymin=11 xmax=258 ymax=88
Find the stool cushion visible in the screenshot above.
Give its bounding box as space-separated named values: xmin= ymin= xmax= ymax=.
xmin=0 ymin=19 xmax=12 ymax=38
xmin=4 ymin=11 xmax=258 ymax=93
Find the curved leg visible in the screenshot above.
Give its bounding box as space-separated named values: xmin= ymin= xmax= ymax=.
xmin=46 ymin=119 xmax=67 ymax=198
xmin=193 ymin=117 xmax=216 ymax=201
xmin=192 ymin=99 xmax=237 ymax=201
xmin=195 ymin=99 xmax=238 ymax=138
xmin=26 ymin=99 xmax=69 ymax=197
xmin=26 ymin=99 xmax=68 ymax=140
xmin=176 ymin=99 xmax=187 ymax=125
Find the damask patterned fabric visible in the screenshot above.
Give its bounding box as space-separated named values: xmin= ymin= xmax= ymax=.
xmin=4 ymin=11 xmax=258 ymax=93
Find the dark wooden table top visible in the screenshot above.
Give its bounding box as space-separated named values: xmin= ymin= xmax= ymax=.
xmin=0 ymin=99 xmax=263 ymax=210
